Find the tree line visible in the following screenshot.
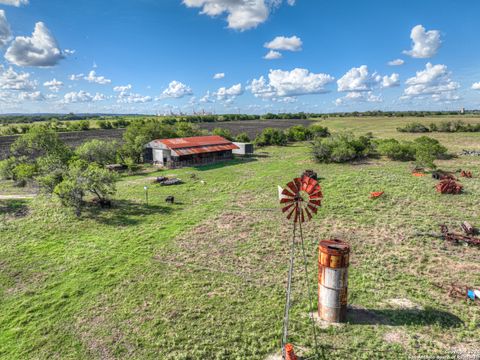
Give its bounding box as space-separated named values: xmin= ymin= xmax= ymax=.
xmin=397 ymin=120 xmax=480 ymax=133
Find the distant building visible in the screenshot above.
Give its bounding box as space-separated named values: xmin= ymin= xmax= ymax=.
xmin=460 ymin=107 xmax=465 ymax=114
xmin=144 ymin=135 xmax=239 ymax=168
xmin=232 ymin=142 xmax=254 ymax=156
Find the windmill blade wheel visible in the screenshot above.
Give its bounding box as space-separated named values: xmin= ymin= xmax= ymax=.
xmin=280 ymin=175 xmax=323 ymax=223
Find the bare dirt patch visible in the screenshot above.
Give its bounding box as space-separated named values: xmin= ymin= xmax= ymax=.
xmin=383 ymin=330 xmax=409 ymax=346
xmin=385 ymin=298 xmax=424 ymax=310
xmin=156 ymin=209 xmax=287 ymax=287
xmin=198 ymin=118 xmax=314 ymax=140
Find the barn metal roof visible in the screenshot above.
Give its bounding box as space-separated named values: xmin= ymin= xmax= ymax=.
xmin=154 ymin=135 xmax=239 ymax=156
xmin=174 ymin=144 xmax=238 ymax=156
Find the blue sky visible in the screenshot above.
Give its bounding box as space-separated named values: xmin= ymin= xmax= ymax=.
xmin=0 ymin=0 xmax=479 ymax=114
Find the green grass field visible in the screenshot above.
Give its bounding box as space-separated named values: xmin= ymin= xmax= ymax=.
xmin=1 ymin=116 xmax=479 ymax=359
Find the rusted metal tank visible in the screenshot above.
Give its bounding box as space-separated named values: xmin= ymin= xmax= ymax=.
xmin=318 ymin=239 xmax=350 ymax=323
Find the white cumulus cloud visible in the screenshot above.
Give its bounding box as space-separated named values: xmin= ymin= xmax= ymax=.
xmin=0 ymin=0 xmax=28 ymax=6
xmin=63 ymin=90 xmax=106 ymax=103
xmin=69 ymin=73 xmax=84 ymax=81
xmin=249 ymin=68 xmax=335 ymax=98
xmin=264 ymin=35 xmax=302 ymax=51
xmin=43 ymin=78 xmax=63 ymax=92
xmin=117 ymin=92 xmax=152 ymax=103
xmin=85 ymin=70 xmax=111 ymax=85
xmin=337 ymin=65 xmax=379 ymax=92
xmin=5 ymin=22 xmax=65 ymax=67
xmin=182 ymin=0 xmax=293 ymax=31
xmin=264 ymin=50 xmax=282 ymax=60
xmin=213 ymin=72 xmax=225 ymax=79
xmin=381 ymin=73 xmax=400 ymax=88
xmin=0 ymin=10 xmax=12 ymax=47
xmin=114 ymin=85 xmax=151 ymax=104
xmin=403 ymin=63 xmax=459 ymax=99
xmin=335 ymin=91 xmax=382 ymax=106
xmin=403 ymin=24 xmax=441 ymax=58
xmin=19 ymin=91 xmax=44 ymax=101
xmin=0 ymin=65 xmax=36 ymax=90
xmin=337 ymin=65 xmax=399 ymax=91
xmin=161 ymin=80 xmax=193 ymax=98
xmin=199 ymin=91 xmax=213 ymax=103
xmin=113 ymin=84 xmax=132 ymax=92
xmin=388 ymin=59 xmax=404 ymax=66
xmin=214 ymin=83 xmax=243 ymax=101
xmin=471 ymin=82 xmax=480 ymax=90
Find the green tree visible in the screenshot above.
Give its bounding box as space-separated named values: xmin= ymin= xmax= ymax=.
xmin=121 ymin=120 xmax=177 ymax=163
xmin=75 ymin=140 xmax=118 ymax=166
xmin=175 ymin=122 xmax=202 ymax=137
xmin=312 ymin=133 xmax=373 ymax=163
xmin=235 ymin=132 xmax=251 ymax=143
xmin=212 ymin=128 xmax=235 ymax=141
xmin=10 ymin=126 xmax=71 ymax=162
xmin=285 ymin=125 xmax=313 ymax=141
xmin=0 ymin=157 xmax=18 ymax=180
xmin=82 ymin=163 xmax=118 ymax=203
xmin=254 ymin=128 xmax=288 ymax=146
xmin=36 ymin=154 xmax=69 ymax=193
xmin=54 ymin=177 xmax=85 ymax=217
xmin=309 ymin=124 xmax=330 ymax=138
xmin=375 ymin=139 xmax=416 ymax=161
xmin=54 ymin=160 xmax=117 ymax=216
xmin=12 ymin=163 xmax=37 ymax=187
xmin=413 ymin=136 xmax=448 ymax=169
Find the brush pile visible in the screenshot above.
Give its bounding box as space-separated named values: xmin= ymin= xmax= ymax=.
xmin=432 ymin=170 xmax=456 ymax=180
xmin=461 ymin=149 xmax=480 ymax=156
xmin=435 ymin=179 xmax=463 ymax=194
xmin=153 ymin=176 xmax=183 ymax=186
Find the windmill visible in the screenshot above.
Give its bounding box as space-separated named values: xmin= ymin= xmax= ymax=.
xmin=279 ymin=175 xmax=324 ymax=360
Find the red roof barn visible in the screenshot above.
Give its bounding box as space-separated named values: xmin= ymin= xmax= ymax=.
xmin=144 ymin=135 xmax=239 ymax=168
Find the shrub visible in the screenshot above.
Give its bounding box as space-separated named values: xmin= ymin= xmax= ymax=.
xmin=235 ymin=132 xmax=251 ymax=143
xmin=98 ymin=120 xmax=113 ymax=129
xmin=375 ymin=139 xmax=416 ymax=161
xmin=397 ymin=122 xmax=430 ymax=133
xmin=212 ymin=128 xmax=235 ymax=141
xmin=312 ymin=133 xmax=373 ymax=163
xmin=413 ymin=136 xmax=448 ymax=169
xmin=309 ymin=124 xmax=330 ymax=138
xmin=0 ymin=157 xmax=17 ymax=180
xmin=285 ymin=125 xmax=313 ymax=141
xmin=254 ymin=128 xmax=288 ymax=146
xmin=376 ymin=136 xmax=448 ymax=168
xmin=12 ymin=163 xmax=37 ymax=187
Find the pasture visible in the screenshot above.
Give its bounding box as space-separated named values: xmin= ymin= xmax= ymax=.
xmin=0 ymin=116 xmax=479 ymax=359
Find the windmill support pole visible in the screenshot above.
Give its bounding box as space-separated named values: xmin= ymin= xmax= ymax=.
xmin=299 ymin=221 xmax=322 ymax=359
xmin=282 ymin=223 xmax=296 ymax=359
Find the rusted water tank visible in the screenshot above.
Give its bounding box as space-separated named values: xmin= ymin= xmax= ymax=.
xmin=318 ymin=239 xmax=350 ymax=323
